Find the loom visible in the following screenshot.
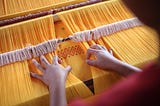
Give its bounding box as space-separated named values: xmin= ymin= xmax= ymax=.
xmin=0 ymin=0 xmax=159 ymax=105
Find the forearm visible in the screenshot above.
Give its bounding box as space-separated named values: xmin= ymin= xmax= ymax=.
xmin=49 ymin=81 xmax=67 ymax=106
xmin=113 ymin=60 xmax=142 ymax=76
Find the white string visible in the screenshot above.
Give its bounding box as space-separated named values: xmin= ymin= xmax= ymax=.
xmin=0 ymin=39 xmax=59 ymax=66
xmin=0 ymin=17 xmax=142 ymax=67
xmin=71 ymin=17 xmax=143 ymax=42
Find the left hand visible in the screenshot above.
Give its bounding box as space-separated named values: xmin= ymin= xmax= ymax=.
xmin=86 ymin=44 xmax=119 ymax=71
xmin=30 ymin=55 xmax=71 ymax=87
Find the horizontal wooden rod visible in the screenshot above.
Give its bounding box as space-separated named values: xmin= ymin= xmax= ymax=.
xmin=0 ymin=0 xmax=103 ymax=26
xmin=0 ymin=0 xmax=86 ymax=20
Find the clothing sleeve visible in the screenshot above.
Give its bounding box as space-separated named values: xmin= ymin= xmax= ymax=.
xmin=69 ymin=62 xmax=160 ymax=106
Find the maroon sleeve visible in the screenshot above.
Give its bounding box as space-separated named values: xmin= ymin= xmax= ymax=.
xmin=70 ymin=62 xmax=160 ymax=106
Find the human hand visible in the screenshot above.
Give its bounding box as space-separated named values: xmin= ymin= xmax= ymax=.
xmin=86 ymin=44 xmax=142 ymax=76
xmin=30 ymin=55 xmax=71 ymax=87
xmin=86 ymin=44 xmax=121 ymax=71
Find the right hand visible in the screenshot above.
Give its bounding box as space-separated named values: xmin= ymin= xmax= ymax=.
xmin=86 ymin=44 xmax=121 ymax=71
xmin=30 ymin=55 xmax=71 ymax=87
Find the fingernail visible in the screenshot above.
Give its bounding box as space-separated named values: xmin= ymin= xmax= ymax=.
xmin=40 ymin=55 xmax=45 ymax=59
xmin=40 ymin=56 xmax=44 ymax=61
xmin=30 ymin=72 xmax=34 ymax=76
xmin=32 ymin=59 xmax=36 ymax=63
xmin=109 ymin=49 xmax=113 ymax=55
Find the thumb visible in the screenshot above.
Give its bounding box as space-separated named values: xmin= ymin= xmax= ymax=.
xmin=65 ymin=65 xmax=72 ymax=73
xmin=86 ymin=59 xmax=97 ymax=66
xmin=30 ymin=72 xmax=43 ymax=81
xmin=86 ymin=48 xmax=98 ymax=59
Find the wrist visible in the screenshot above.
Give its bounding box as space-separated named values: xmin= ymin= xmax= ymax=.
xmin=112 ymin=60 xmax=142 ymax=76
xmin=49 ymin=79 xmax=67 ymax=106
xmin=49 ymin=79 xmax=65 ymax=92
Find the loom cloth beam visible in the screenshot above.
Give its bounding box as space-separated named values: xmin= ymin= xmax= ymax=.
xmin=0 ymin=0 xmax=103 ymax=26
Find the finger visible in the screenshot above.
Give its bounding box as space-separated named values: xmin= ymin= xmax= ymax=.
xmin=100 ymin=45 xmax=107 ymax=50
xmin=52 ymin=55 xmax=59 ymax=65
xmin=86 ymin=48 xmax=98 ymax=59
xmin=40 ymin=55 xmax=50 ymax=66
xmin=90 ymin=44 xmax=101 ymax=50
xmin=65 ymin=65 xmax=72 ymax=73
xmin=32 ymin=59 xmax=45 ymax=73
xmin=86 ymin=59 xmax=97 ymax=66
xmin=109 ymin=49 xmax=113 ymax=56
xmin=30 ymin=72 xmax=43 ymax=81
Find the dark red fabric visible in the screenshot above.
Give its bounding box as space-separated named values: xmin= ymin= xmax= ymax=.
xmin=70 ymin=62 xmax=160 ymax=106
